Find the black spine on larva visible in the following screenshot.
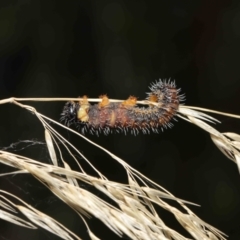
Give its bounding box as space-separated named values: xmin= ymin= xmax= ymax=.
xmin=60 ymin=101 xmax=79 ymax=127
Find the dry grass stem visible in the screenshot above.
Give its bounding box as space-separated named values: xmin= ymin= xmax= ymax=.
xmin=0 ymin=97 xmax=239 ymax=239
xmin=178 ymin=106 xmax=240 ymax=172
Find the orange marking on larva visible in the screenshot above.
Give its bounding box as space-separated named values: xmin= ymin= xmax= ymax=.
xmin=99 ymin=95 xmax=110 ymax=108
xmin=148 ymin=93 xmax=162 ymax=107
xmin=79 ymin=95 xmax=89 ymax=105
xmin=148 ymin=94 xmax=158 ymax=102
xmin=122 ymin=96 xmax=137 ymax=107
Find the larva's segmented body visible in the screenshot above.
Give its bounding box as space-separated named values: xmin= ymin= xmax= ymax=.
xmin=60 ymin=79 xmax=184 ymax=135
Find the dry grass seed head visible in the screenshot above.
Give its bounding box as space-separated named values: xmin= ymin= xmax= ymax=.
xmin=1 ymin=97 xmax=238 ymax=239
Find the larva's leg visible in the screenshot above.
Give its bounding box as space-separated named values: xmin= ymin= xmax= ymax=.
xmin=121 ymin=96 xmax=137 ymax=107
xmin=77 ymin=95 xmax=90 ymax=122
xmin=98 ymin=95 xmax=110 ymax=108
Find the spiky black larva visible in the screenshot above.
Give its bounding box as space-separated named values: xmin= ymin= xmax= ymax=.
xmin=60 ymin=79 xmax=184 ymax=135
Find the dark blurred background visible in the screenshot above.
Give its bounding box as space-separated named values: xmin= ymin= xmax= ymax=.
xmin=0 ymin=0 xmax=240 ymax=239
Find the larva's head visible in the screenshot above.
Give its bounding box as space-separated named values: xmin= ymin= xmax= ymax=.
xmin=60 ymin=101 xmax=79 ymax=127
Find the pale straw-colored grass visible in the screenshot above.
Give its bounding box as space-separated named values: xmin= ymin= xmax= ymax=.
xmin=0 ymin=96 xmax=239 ymax=240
